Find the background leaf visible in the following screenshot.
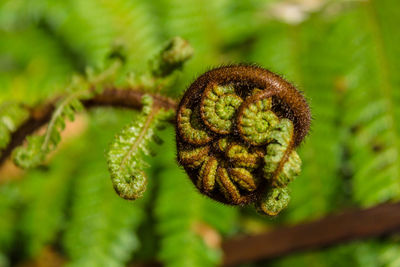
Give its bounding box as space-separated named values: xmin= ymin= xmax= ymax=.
xmin=1 ymin=0 xmax=400 ymax=266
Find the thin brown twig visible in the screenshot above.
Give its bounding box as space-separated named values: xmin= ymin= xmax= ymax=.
xmin=222 ymin=201 xmax=400 ymax=266
xmin=0 ymin=88 xmax=177 ymax=166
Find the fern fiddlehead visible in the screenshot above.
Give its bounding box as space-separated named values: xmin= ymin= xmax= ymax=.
xmin=176 ymin=65 xmax=311 ymax=215
xmin=108 ymin=95 xmax=174 ymax=200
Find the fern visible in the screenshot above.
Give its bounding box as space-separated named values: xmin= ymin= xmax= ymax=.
xmin=373 ymin=0 xmax=400 ymax=137
xmin=370 ymin=0 xmax=400 ymax=201
xmin=12 ymin=91 xmax=85 ymax=169
xmin=17 ymin=148 xmax=76 ymax=257
xmin=256 ymin=2 xmax=400 ymax=266
xmin=1 ymin=1 xmax=400 ymax=266
xmin=94 ymin=0 xmax=159 ymax=70
xmin=221 ymin=1 xmax=260 ymax=39
xmin=10 ymin=58 xmax=123 ymax=169
xmin=152 ymin=0 xmax=231 ymax=96
xmin=64 ymin=162 xmax=144 ymax=267
xmin=0 ymin=102 xmax=29 ymax=150
xmin=286 ymin=15 xmax=346 ymax=221
xmin=0 ymin=27 xmax=75 ymax=102
xmin=338 ymin=5 xmax=400 ymax=206
xmin=107 ymin=95 xmax=173 ymax=200
xmin=49 ymin=0 xmax=158 ymax=70
xmin=341 ymin=2 xmax=400 ymax=265
xmin=63 ymin=109 xmax=145 ymax=267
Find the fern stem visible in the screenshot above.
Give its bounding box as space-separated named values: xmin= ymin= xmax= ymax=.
xmin=41 ymin=93 xmax=78 ymax=152
xmin=0 ymin=88 xmax=177 ymax=166
xmin=120 ymin=106 xmax=157 ymax=169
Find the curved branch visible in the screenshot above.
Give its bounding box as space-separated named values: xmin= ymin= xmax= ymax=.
xmin=0 ymin=88 xmax=177 ymax=166
xmin=222 ymin=201 xmax=400 ymax=266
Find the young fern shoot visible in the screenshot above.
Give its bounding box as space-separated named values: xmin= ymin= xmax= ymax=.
xmin=176 ymin=65 xmax=311 ymax=216
xmin=106 ymin=37 xmax=192 ymax=200
xmin=11 ymin=74 xmax=105 ymax=169
xmin=9 ymin=37 xmax=192 ymax=170
xmin=12 ymin=92 xmax=86 ymax=169
xmin=107 ymin=96 xmax=173 ymax=200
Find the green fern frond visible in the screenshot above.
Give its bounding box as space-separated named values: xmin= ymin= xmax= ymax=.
xmin=259 ymin=2 xmax=400 ymax=266
xmin=107 ymin=95 xmax=173 ymax=200
xmin=95 ymin=0 xmax=159 ymax=70
xmin=152 ymin=0 xmax=231 ymax=96
xmin=287 ymin=18 xmax=346 ymax=221
xmin=64 ymin=163 xmax=144 ymax=267
xmin=12 ymin=91 xmax=85 ymax=169
xmin=0 ymin=102 xmax=29 ymax=150
xmin=49 ymin=0 xmax=158 ymax=70
xmin=150 ymin=36 xmax=194 ymax=78
xmin=250 ymin=21 xmax=299 ymax=82
xmin=63 ymin=109 xmax=145 ymax=267
xmin=17 ymin=149 xmax=76 ymax=257
xmin=0 ymin=27 xmax=75 ymax=102
xmin=9 ymin=61 xmax=123 ymax=169
xmin=338 ymin=5 xmax=400 ymax=206
xmin=371 ymin=0 xmax=400 ymax=130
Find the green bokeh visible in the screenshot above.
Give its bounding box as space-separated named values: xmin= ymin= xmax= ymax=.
xmin=1 ymin=0 xmax=400 ymax=266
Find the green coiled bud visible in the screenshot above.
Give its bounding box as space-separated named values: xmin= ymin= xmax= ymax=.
xmin=226 ymin=142 xmax=264 ymax=169
xmin=176 ymin=65 xmax=311 ymax=216
xmin=177 ymin=107 xmax=213 ymax=145
xmin=201 ymin=84 xmax=243 ymax=134
xmin=237 ymin=93 xmax=280 ymax=146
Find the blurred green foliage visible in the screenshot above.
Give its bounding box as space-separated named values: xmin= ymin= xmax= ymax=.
xmin=1 ymin=0 xmax=400 ymax=266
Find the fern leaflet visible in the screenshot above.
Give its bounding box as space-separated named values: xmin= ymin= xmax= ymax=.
xmin=12 ymin=91 xmax=86 ymax=169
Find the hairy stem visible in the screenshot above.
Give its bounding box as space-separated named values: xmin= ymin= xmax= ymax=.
xmin=0 ymin=88 xmax=177 ymax=166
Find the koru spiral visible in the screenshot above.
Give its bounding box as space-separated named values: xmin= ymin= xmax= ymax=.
xmin=176 ymin=65 xmax=311 ymax=216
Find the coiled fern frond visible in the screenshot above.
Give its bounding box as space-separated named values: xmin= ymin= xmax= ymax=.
xmin=107 ymin=95 xmax=173 ymax=200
